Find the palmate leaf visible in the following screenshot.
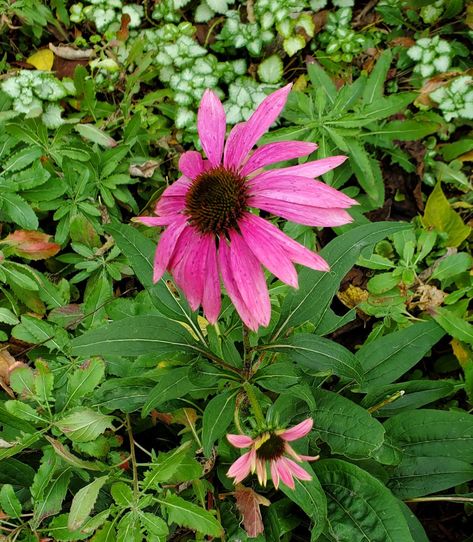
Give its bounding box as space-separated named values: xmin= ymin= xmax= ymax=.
xmin=315 ymin=459 xmax=414 ymax=542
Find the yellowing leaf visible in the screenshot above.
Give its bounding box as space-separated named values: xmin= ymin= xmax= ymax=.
xmin=422 ymin=182 xmax=471 ymax=247
xmin=27 ymin=49 xmax=54 ymax=71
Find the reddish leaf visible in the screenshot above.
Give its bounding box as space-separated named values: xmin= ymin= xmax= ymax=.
xmin=234 ymin=485 xmax=270 ymax=538
xmin=2 ymin=230 xmax=60 ymax=260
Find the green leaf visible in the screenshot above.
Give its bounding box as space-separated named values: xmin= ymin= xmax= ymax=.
xmin=93 ymin=376 xmax=156 ymax=413
xmin=356 ymin=320 xmax=445 ymax=391
xmin=66 ymin=358 xmax=105 ymax=409
xmin=71 ymin=315 xmax=202 ymax=358
xmin=4 ymin=400 xmax=44 ymax=424
xmin=0 ymin=192 xmax=38 ymax=229
xmin=139 ymin=512 xmax=169 ymax=539
xmin=0 ymin=307 xmax=19 ymax=325
xmin=9 ymin=366 xmax=35 ymax=397
xmin=55 ymin=408 xmax=114 ymax=443
xmin=68 ymin=476 xmax=108 ymax=530
xmin=142 ymin=444 xmax=196 ymax=490
xmin=32 ymin=469 xmax=72 ymax=528
xmin=111 ymin=482 xmax=134 ymax=507
xmin=362 ymin=49 xmax=392 ymax=105
xmin=422 ymin=182 xmax=471 ymax=247
xmin=255 ymin=361 xmax=300 ymax=392
xmin=142 ymin=367 xmax=196 ymax=416
xmin=202 ymin=389 xmax=238 ymax=457
xmin=158 ymin=493 xmax=223 ymax=537
xmin=375 ymin=119 xmax=440 ymax=141
xmin=344 ymin=138 xmax=384 ymax=206
xmin=307 ymin=62 xmax=336 ymax=105
xmin=274 ymin=222 xmax=409 ymax=339
xmin=280 ymin=463 xmax=327 ymax=540
xmin=315 ymin=459 xmax=414 ymax=542
xmin=75 ymin=124 xmax=117 ymax=148
xmin=432 ymin=306 xmax=473 ymax=344
xmin=258 ymin=55 xmax=283 ymax=84
xmin=388 ymin=456 xmax=473 ymax=499
xmin=266 ymin=334 xmax=363 ymax=383
xmin=0 ymin=484 xmax=22 ymax=518
xmin=83 ymin=272 xmax=113 ymax=329
xmin=431 ymin=252 xmax=473 ymax=281
xmin=313 ymin=389 xmax=385 ymax=459
xmin=383 ymin=409 xmax=473 ymax=462
xmin=2 ymin=262 xmax=38 ymax=291
xmin=34 ymin=359 xmax=54 ymax=404
xmin=117 ymin=511 xmax=141 ymax=542
xmin=12 ymin=315 xmax=67 ymax=351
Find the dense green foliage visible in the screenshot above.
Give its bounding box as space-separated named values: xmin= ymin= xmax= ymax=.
xmin=0 ymin=1 xmax=472 ymax=541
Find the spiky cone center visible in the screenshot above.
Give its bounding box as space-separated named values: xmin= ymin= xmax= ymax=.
xmin=185 ymin=166 xmax=248 ymax=235
xmin=255 ymin=432 xmax=286 ymax=461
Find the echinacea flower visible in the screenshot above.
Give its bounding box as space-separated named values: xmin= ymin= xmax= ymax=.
xmin=226 ymin=418 xmax=319 ymax=490
xmin=137 ymin=84 xmax=356 ymax=330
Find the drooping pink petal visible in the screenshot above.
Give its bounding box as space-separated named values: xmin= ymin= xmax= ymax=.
xmin=248 ymin=195 xmax=353 ymax=227
xmin=227 ymin=434 xmax=254 ymax=448
xmin=227 ymin=451 xmax=253 ymax=483
xmin=134 ymin=216 xmax=171 ymax=227
xmin=298 ymin=454 xmax=320 ymax=462
xmin=270 ymin=461 xmax=280 ymax=489
xmin=239 ymin=213 xmax=298 ymax=287
xmin=197 ymin=89 xmax=226 ymax=166
xmin=228 ymin=230 xmax=271 ymax=328
xmin=284 ymin=443 xmax=320 ymax=463
xmin=239 ymin=214 xmax=329 ymax=272
xmin=152 ymin=217 xmax=188 ymax=283
xmin=248 ymin=175 xmax=357 ymax=209
xmin=276 ymin=458 xmax=295 ymax=489
xmin=202 ymin=236 xmax=221 ymax=324
xmin=282 ymin=458 xmax=312 ymax=481
xmin=218 ymin=239 xmax=260 ymax=330
xmin=179 ymin=151 xmax=205 ymax=179
xmin=173 ymin=229 xmax=208 ymax=310
xmin=239 ymin=141 xmax=318 ymax=177
xmin=224 ymin=84 xmax=292 ymax=169
xmin=281 ymin=418 xmax=313 ymax=441
xmin=256 ymin=458 xmax=267 ymax=486
xmin=257 ymin=155 xmax=348 ymax=179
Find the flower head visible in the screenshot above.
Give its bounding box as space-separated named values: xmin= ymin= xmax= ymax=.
xmin=226 ymin=418 xmax=319 ymax=489
xmin=137 ymin=84 xmax=356 ymax=330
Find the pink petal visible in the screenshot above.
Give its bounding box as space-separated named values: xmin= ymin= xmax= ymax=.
xmin=298 ymin=454 xmax=320 ymax=462
xmin=238 ymin=214 xmax=329 ymax=272
xmin=227 ymin=434 xmax=254 ymax=448
xmin=179 ymin=151 xmax=205 ymax=179
xmin=224 ymin=84 xmax=292 ymax=169
xmin=238 ymin=213 xmax=298 ymax=288
xmin=276 ymin=458 xmax=295 ymax=489
xmin=248 ymin=175 xmax=357 ymax=209
xmin=282 ymin=458 xmax=312 ymax=481
xmin=248 ymin=195 xmax=353 ymax=227
xmin=173 ymin=229 xmax=208 ymax=311
xmin=281 ymin=418 xmax=313 ymax=441
xmin=222 ymin=122 xmax=246 ymax=170
xmin=134 ymin=216 xmax=170 ymax=227
xmin=197 ymin=89 xmax=226 ymax=166
xmin=218 ymin=239 xmax=260 ymax=331
xmin=256 ymin=458 xmax=267 ymax=486
xmin=264 ymin=156 xmax=348 ymax=179
xmin=240 ymin=141 xmax=318 ymax=177
xmin=152 ymin=218 xmax=188 ymax=283
xmin=284 ymin=443 xmax=320 ymax=462
xmin=155 ymin=195 xmax=186 ymax=217
xmin=270 ymin=461 xmax=280 ymax=489
xmin=228 ymin=230 xmax=271 ymax=328
xmin=202 ymin=236 xmax=221 ymax=324
xmin=159 ymin=176 xmax=192 ymax=199
xmin=227 ymin=451 xmax=253 ymax=484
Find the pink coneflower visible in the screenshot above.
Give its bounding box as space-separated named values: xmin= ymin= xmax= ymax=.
xmin=137 ymin=84 xmax=356 ymax=330
xmin=226 ymin=418 xmax=319 ymax=490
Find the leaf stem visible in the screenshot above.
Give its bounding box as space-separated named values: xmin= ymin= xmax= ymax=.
xmin=125 ymin=415 xmax=139 ymax=499
xmin=243 ymin=382 xmax=265 ymax=427
xmin=405 ymin=496 xmax=473 ymax=504
xmin=368 ymin=390 xmax=405 ymax=413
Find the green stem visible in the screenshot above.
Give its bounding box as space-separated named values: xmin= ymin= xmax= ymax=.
xmin=243 ymin=382 xmax=265 ymax=427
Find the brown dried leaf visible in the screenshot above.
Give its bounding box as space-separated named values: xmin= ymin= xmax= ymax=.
xmin=0 ymin=348 xmax=25 ymax=398
xmin=234 ymin=485 xmax=270 ymax=539
xmin=129 ymin=160 xmax=161 ymax=178
xmin=416 ymin=71 xmax=462 ymax=107
xmin=413 ymin=284 xmax=447 ymax=312
xmin=48 ymin=43 xmax=94 ymax=60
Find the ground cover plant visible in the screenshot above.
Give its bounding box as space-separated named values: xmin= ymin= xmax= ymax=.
xmin=0 ymin=0 xmax=472 ymax=541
